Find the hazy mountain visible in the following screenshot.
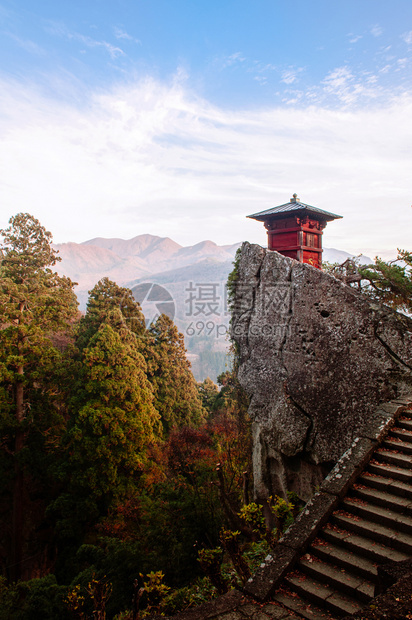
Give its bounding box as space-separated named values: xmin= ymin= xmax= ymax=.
xmin=53 ymin=235 xmax=372 ymax=380
xmin=323 ymin=248 xmax=372 ymax=265
xmin=83 ymin=234 xmax=182 ymax=263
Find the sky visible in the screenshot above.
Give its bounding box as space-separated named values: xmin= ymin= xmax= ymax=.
xmin=0 ymin=0 xmax=411 ymax=258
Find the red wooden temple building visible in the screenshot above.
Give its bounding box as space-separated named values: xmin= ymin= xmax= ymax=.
xmin=247 ymin=193 xmax=342 ymax=269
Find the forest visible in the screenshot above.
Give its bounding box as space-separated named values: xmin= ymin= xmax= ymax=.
xmin=0 ymin=214 xmax=292 ymax=619
xmin=1 ymin=214 xmax=410 ymax=619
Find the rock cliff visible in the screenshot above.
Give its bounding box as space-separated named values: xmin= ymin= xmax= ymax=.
xmin=231 ymin=242 xmax=412 ymax=502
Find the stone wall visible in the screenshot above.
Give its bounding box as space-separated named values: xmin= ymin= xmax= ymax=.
xmin=231 ymin=242 xmax=412 ymax=501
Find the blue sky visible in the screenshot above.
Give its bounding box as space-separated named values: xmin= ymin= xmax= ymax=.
xmin=0 ymin=0 xmax=411 ymax=257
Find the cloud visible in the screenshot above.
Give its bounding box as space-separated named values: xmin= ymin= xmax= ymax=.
xmin=114 ymin=27 xmax=141 ymax=45
xmin=401 ymin=30 xmax=412 ymax=46
xmin=254 ymin=75 xmax=268 ymax=86
xmin=219 ymin=52 xmax=246 ymax=68
xmin=281 ymin=67 xmax=303 ymax=85
xmin=46 ymin=21 xmax=125 ymax=59
xmin=0 ymin=74 xmax=411 ymax=258
xmin=73 ymin=33 xmax=124 ymax=59
xmin=5 ymin=33 xmax=45 ymax=55
xmin=321 ymin=66 xmax=380 ymax=105
xmin=370 ymin=24 xmax=383 ymax=37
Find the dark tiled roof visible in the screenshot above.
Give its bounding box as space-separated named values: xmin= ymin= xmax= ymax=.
xmin=247 ymin=199 xmax=343 ymax=222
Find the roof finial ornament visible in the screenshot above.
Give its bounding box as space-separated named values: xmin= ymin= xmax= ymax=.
xmin=290 ymin=193 xmax=300 ymax=203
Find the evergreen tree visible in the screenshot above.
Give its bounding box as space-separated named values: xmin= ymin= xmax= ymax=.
xmin=324 ymin=249 xmax=412 ymax=314
xmin=214 ymin=368 xmax=249 ymax=422
xmin=146 ymin=314 xmax=206 ymax=433
xmin=53 ymin=307 xmax=161 ymax=556
xmin=198 ymin=377 xmax=219 ymax=412
xmin=69 ymin=309 xmax=160 ymax=497
xmin=76 ymin=277 xmax=146 ymax=350
xmin=67 ymin=277 xmax=159 ymax=503
xmin=359 ymin=249 xmax=412 ymax=313
xmin=0 ymin=213 xmax=78 ymax=581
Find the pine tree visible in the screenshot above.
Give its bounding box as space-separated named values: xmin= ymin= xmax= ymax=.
xmin=198 ymin=377 xmax=220 ymax=412
xmin=52 ymin=298 xmax=161 ymax=549
xmin=76 ymin=277 xmax=146 ymax=350
xmin=358 ymin=249 xmax=412 ymax=313
xmin=146 ymin=314 xmax=206 ymax=433
xmin=0 ymin=213 xmax=78 ymax=581
xmin=68 ymin=309 xmax=160 ymax=500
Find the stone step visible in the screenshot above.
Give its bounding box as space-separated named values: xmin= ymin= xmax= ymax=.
xmin=351 ymin=485 xmax=412 ymax=517
xmin=321 ymin=525 xmax=409 ymax=565
xmin=330 ymin=513 xmax=412 ymax=554
xmin=310 ymin=538 xmax=378 ymax=581
xmin=297 ymin=557 xmax=374 ymax=604
xmin=284 ymin=572 xmax=362 ymax=617
xmin=382 ymin=437 xmax=412 ymax=455
xmin=341 ymin=497 xmax=412 ymax=535
xmin=374 ymin=448 xmax=412 ymax=469
xmin=389 ymin=427 xmax=412 ymax=443
xmin=397 ymin=417 xmax=412 ymax=431
xmin=274 ymin=588 xmax=336 ymax=620
xmin=358 ymin=472 xmax=412 ymax=499
xmin=367 ymin=461 xmax=412 ymax=484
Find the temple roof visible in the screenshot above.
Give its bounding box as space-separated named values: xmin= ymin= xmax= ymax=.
xmin=247 ymin=194 xmax=343 ymax=222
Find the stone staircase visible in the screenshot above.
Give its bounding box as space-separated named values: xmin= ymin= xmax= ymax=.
xmin=272 ymin=408 xmax=412 ymax=619
xmin=165 ymin=397 xmax=412 ymax=620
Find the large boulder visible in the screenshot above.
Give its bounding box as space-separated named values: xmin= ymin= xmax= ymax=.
xmin=231 ymin=242 xmax=412 ymax=501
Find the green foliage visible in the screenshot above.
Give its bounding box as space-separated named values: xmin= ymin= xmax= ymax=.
xmin=140 ymin=571 xmax=170 ymax=616
xmin=219 ymin=529 xmax=251 ymax=582
xmin=197 ymin=547 xmax=228 ymax=594
xmin=76 ymin=277 xmax=146 ymax=351
xmin=64 ymin=585 xmax=86 ymax=619
xmin=0 ymin=575 xmax=70 ymax=620
xmin=0 ymin=213 xmax=78 ymax=375
xmin=52 ymin=310 xmax=160 ymax=554
xmin=0 ymin=213 xmax=78 ymax=434
xmin=151 ymin=576 xmax=216 ymax=616
xmin=111 ymin=574 xmax=219 ymax=618
xmin=241 ymin=539 xmax=271 ymax=573
xmin=67 ymin=540 xmax=145 ymax=619
xmin=358 ymin=249 xmax=412 ymax=313
xmin=324 ymin=249 xmax=412 ymax=314
xmin=238 ymin=495 xmax=294 ymax=546
xmin=197 ymin=547 xmax=224 ymax=565
xmin=67 ymin=574 xmax=112 ymax=620
xmin=214 ymin=369 xmax=249 ymax=424
xmin=72 ymin=314 xmax=159 ymax=462
xmin=0 ymin=213 xmax=78 ymax=580
xmin=135 ymin=472 xmax=222 ymax=584
xmin=271 ymin=495 xmax=295 ymax=537
xmin=226 ymin=247 xmax=242 ymax=314
xmin=146 ymin=314 xmax=206 ymax=433
xmin=0 ymin=215 xmax=256 ymax=619
xmin=198 ymin=377 xmax=220 ymax=412
xmin=238 ymin=503 xmax=266 ymax=536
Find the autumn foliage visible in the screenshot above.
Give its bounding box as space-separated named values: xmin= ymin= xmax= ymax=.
xmin=0 ymin=214 xmax=254 ymax=619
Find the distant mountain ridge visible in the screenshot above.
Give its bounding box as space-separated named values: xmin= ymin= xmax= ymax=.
xmin=55 ymin=234 xmax=370 ymax=297
xmin=82 ymin=234 xmax=182 ymax=262
xmin=54 ymin=235 xmax=243 ymax=305
xmin=53 ymin=235 xmax=371 ymax=381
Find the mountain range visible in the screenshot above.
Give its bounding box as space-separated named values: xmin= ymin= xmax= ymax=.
xmin=54 ymin=235 xmax=371 ymax=381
